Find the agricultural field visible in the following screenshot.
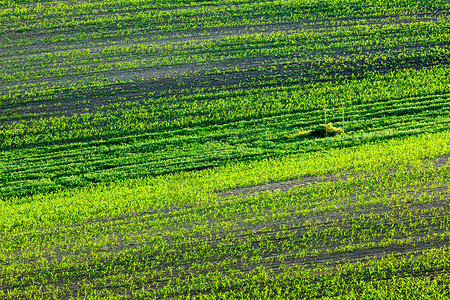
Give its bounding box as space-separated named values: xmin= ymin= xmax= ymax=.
xmin=1 ymin=0 xmax=450 ymax=298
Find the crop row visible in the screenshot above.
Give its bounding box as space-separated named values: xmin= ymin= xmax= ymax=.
xmin=2 ymin=0 xmax=450 ymax=298
xmin=3 ymin=44 xmax=449 ymax=111
xmin=4 ymin=17 xmax=449 ymax=66
xmin=2 ymin=63 xmax=450 ymax=146
xmin=1 ymin=130 xmax=450 ymax=298
xmin=2 ymin=17 xmax=449 ymax=87
xmin=3 ymin=0 xmax=447 ymax=35
xmin=1 ymin=71 xmax=449 ymax=199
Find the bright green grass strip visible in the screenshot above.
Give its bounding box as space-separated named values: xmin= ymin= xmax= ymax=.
xmin=1 ymin=130 xmax=450 ymax=233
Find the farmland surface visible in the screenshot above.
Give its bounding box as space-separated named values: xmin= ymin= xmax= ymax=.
xmin=1 ymin=0 xmax=450 ymax=298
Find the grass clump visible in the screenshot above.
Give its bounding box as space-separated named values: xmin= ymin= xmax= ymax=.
xmin=287 ymin=130 xmax=312 ymax=139
xmin=288 ymin=123 xmax=344 ymax=139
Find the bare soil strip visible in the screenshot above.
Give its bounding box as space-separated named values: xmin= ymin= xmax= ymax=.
xmin=217 ymin=174 xmax=342 ymax=198
xmin=217 ymin=155 xmax=450 ymax=199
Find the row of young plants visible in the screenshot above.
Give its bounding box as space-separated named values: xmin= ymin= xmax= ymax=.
xmin=2 ymin=58 xmax=448 ymax=140
xmin=2 ymin=19 xmax=449 ymax=110
xmin=1 ymin=71 xmax=449 ymax=199
xmin=3 ymin=0 xmax=446 ymax=35
xmin=1 ymin=0 xmax=447 ymax=160
xmin=4 ymin=128 xmax=450 ymax=230
xmin=1 ymin=130 xmax=450 ymax=298
xmin=2 ymin=62 xmax=450 ymax=149
xmin=2 ymin=12 xmax=442 ymax=71
xmin=2 ymin=0 xmax=450 ymax=297
xmin=5 ymin=16 xmax=449 ymax=67
xmin=4 ymin=42 xmax=449 ymax=113
xmin=0 ymin=0 xmax=241 ymax=21
xmin=2 ymin=15 xmax=449 ymax=87
xmin=0 ymin=6 xmax=446 ymax=87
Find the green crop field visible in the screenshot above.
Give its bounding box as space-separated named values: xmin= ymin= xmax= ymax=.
xmin=1 ymin=0 xmax=450 ymax=298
